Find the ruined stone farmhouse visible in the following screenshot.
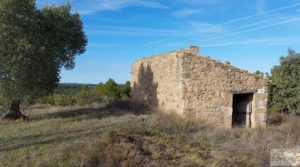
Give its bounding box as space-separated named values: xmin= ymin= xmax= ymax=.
xmin=131 ymin=46 xmax=269 ymax=128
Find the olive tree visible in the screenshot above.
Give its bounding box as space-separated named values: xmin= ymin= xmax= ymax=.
xmin=0 ymin=0 xmax=87 ymax=119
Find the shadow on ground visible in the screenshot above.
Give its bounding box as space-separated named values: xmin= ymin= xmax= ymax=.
xmin=30 ymin=100 xmax=150 ymax=121
xmin=0 ymin=127 xmax=105 ymax=153
xmin=0 ymin=101 xmax=151 ymax=154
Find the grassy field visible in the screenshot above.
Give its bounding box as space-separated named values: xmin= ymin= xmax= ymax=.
xmin=0 ymin=102 xmax=299 ymax=167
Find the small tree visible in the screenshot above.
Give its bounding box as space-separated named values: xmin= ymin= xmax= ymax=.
xmin=268 ymin=49 xmax=300 ymax=114
xmin=74 ymin=86 xmax=100 ymax=105
xmin=254 ymin=70 xmax=264 ymax=76
xmin=95 ymin=82 xmax=105 ymax=95
xmin=0 ymin=0 xmax=87 ymax=119
xmin=119 ymin=81 xmax=131 ymax=100
xmin=96 ymin=79 xmax=120 ymax=103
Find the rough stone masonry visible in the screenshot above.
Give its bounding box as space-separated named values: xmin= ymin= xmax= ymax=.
xmin=131 ymin=46 xmax=269 ymax=128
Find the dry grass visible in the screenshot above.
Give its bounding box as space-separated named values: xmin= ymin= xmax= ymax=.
xmin=146 ymin=111 xmax=300 ymax=166
xmin=0 ymin=103 xmax=149 ymax=167
xmin=0 ymin=103 xmax=299 ymax=167
xmin=80 ymin=126 xmax=259 ymax=167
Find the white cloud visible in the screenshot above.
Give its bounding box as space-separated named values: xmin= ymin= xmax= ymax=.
xmin=37 ymin=0 xmax=167 ymax=15
xmin=88 ymin=43 xmax=120 ymax=48
xmin=175 ymin=0 xmax=222 ymax=5
xmin=257 ymin=0 xmax=266 ymax=13
xmin=172 ymin=8 xmax=202 ymax=18
xmin=86 ymin=16 xmax=133 ymax=23
xmin=170 ymin=0 xmax=222 ymax=18
xmin=80 ymin=0 xmax=167 ymax=15
xmin=145 ymin=21 xmax=226 ymax=46
xmin=168 ymin=17 xmax=300 ymax=47
xmin=36 ymin=0 xmax=61 ymax=7
xmin=198 ymin=37 xmax=300 ymax=48
xmin=187 ymin=21 xmax=227 ymax=33
xmin=199 ymin=39 xmax=272 ymax=48
xmin=87 ymin=25 xmax=179 ymax=36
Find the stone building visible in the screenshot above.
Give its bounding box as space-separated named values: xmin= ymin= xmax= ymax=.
xmin=131 ymin=46 xmax=269 ymax=128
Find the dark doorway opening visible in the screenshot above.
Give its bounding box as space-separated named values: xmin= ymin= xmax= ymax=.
xmin=232 ymin=93 xmax=253 ymax=127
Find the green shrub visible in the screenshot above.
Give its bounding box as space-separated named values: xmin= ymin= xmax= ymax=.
xmin=35 ymin=79 xmax=132 ymax=106
xmin=74 ymin=86 xmax=101 ymax=105
xmin=268 ymin=49 xmax=300 ymax=114
xmin=53 ymin=95 xmax=74 ymax=106
xmin=95 ymin=79 xmax=120 ymax=100
xmin=95 ymin=79 xmax=131 ymax=104
xmin=46 ymin=96 xmax=54 ymax=105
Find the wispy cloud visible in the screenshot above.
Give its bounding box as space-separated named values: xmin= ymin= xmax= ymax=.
xmin=144 ymin=21 xmax=226 ymax=46
xmin=257 ymin=0 xmax=266 ymax=13
xmin=217 ymin=2 xmax=300 ymax=26
xmin=77 ymin=0 xmax=167 ymax=15
xmin=175 ymin=0 xmax=222 ymax=5
xmin=88 ymin=43 xmax=120 ymax=48
xmin=172 ymin=8 xmax=203 ymax=18
xmin=36 ymin=0 xmax=60 ymax=7
xmin=37 ymin=0 xmax=167 ymax=15
xmin=171 ymin=0 xmax=222 ymax=18
xmin=168 ymin=17 xmax=300 ymax=47
xmin=187 ymin=21 xmax=227 ymax=33
xmin=146 ymin=2 xmax=300 ymax=46
xmin=85 ymin=16 xmax=133 ymax=23
xmin=87 ymin=25 xmax=179 ymax=36
xmin=197 ymin=38 xmax=288 ymax=48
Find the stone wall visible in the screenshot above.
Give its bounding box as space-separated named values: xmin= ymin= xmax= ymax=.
xmin=131 ymin=46 xmax=269 ymax=128
xmin=131 ymin=50 xmax=184 ymax=113
xmin=180 ymin=52 xmax=269 ymax=127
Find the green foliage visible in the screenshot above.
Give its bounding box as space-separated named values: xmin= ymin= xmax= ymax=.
xmin=36 ymin=94 xmax=75 ymax=106
xmin=254 ymin=70 xmax=264 ymax=76
xmin=119 ymin=81 xmax=131 ymax=100
xmin=268 ymin=49 xmax=300 ymax=114
xmin=36 ymin=80 xmax=131 ymax=106
xmin=73 ymin=86 xmax=101 ymax=105
xmin=0 ymin=0 xmax=87 ymax=112
xmin=96 ymin=79 xmax=119 ymax=99
xmin=54 ymin=83 xmax=95 ymax=96
xmin=95 ymin=79 xmax=131 ymax=103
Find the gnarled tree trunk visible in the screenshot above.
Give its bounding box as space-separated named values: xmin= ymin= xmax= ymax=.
xmin=3 ymin=100 xmax=28 ymax=120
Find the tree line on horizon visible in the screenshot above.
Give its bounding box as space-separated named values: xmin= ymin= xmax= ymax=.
xmin=36 ymin=79 xmax=131 ymax=106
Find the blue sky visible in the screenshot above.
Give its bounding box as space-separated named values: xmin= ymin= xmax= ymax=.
xmin=36 ymin=0 xmax=300 ymax=84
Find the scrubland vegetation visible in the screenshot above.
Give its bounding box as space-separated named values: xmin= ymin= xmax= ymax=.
xmin=0 ymin=36 xmax=299 ymax=167
xmin=0 ymin=102 xmax=299 ymax=167
xmin=0 ymin=1 xmax=299 ymax=167
xmin=35 ymin=79 xmax=131 ymax=106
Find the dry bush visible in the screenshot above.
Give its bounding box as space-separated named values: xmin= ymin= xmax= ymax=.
xmin=148 ymin=110 xmax=215 ymax=134
xmin=80 ymin=127 xmax=181 ymax=167
xmin=280 ymin=115 xmax=300 ymax=138
xmin=106 ymin=100 xmax=151 ymax=115
xmin=146 ymin=111 xmax=300 ymax=166
xmin=78 ymin=106 xmax=299 ymax=167
xmin=266 ymin=112 xmax=289 ymax=126
xmin=191 ymin=115 xmax=300 ymax=166
xmin=80 ymin=126 xmax=259 ymax=167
